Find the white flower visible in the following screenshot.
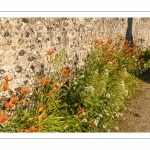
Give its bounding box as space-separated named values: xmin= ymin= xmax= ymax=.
xmin=103 ymin=110 xmax=108 ymax=113
xmin=82 ymin=118 xmax=88 ymax=123
xmin=108 ymin=61 xmax=112 ymax=65
xmin=124 ymin=90 xmax=128 ymax=96
xmin=84 ymin=86 xmax=94 ymax=93
xmin=120 ymin=83 xmax=125 ymax=88
xmin=120 ymin=81 xmax=124 ymax=84
xmin=99 ymin=114 xmax=103 ymax=118
xmin=96 ymin=117 xmax=100 ymax=121
xmin=102 ymin=81 xmax=106 ymax=84
xmin=103 ymin=125 xmax=107 ymax=129
xmin=106 ymin=93 xmax=111 ymax=99
xmin=116 ymin=113 xmax=119 ymax=118
xmin=74 ymin=81 xmax=78 ymax=85
xmin=117 ymin=112 xmax=123 ymax=117
xmin=80 ymin=75 xmax=84 ymax=79
xmin=95 ymin=69 xmax=99 ymax=75
xmin=105 ymin=72 xmax=109 ymax=77
xmin=94 ymin=119 xmax=99 ymax=126
xmin=106 ymin=113 xmax=110 ymax=116
xmin=144 ymin=64 xmax=147 ymax=69
xmin=123 ymin=68 xmax=127 ymax=73
xmin=115 ymin=127 xmax=119 ymax=131
xmin=121 ymin=97 xmax=124 ymax=100
xmin=104 ymin=69 xmax=109 ymax=73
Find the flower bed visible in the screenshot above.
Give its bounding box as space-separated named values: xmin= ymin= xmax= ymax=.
xmin=0 ymin=36 xmax=150 ymax=132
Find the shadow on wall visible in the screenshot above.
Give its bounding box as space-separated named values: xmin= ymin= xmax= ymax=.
xmin=125 ymin=18 xmax=133 ymax=46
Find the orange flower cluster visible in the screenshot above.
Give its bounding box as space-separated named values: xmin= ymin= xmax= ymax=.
xmin=4 ymin=75 xmax=11 ymax=82
xmin=3 ymin=83 xmax=10 ymax=91
xmin=18 ymin=125 xmax=37 ymax=132
xmin=107 ymin=38 xmax=113 ymax=44
xmin=5 ymin=97 xmax=18 ymax=110
xmin=54 ymin=82 xmax=59 ymax=89
xmin=95 ymin=36 xmax=146 ymax=75
xmin=20 ymin=87 xmax=29 ymax=94
xmin=3 ymin=75 xmax=11 ymax=91
xmin=42 ymin=78 xmax=51 ymax=85
xmin=61 ymin=68 xmax=70 ymax=74
xmin=47 ymin=50 xmax=54 ymax=56
xmin=0 ymin=113 xmax=9 ymax=124
xmin=88 ymin=121 xmax=95 ymax=128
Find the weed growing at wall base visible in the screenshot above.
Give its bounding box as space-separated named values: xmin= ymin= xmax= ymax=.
xmin=0 ymin=36 xmax=150 ymax=132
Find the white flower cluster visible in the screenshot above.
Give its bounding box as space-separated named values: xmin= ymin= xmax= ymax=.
xmin=106 ymin=93 xmax=111 ymax=99
xmin=120 ymin=80 xmax=125 ymax=89
xmin=84 ymin=86 xmax=95 ymax=93
xmin=123 ymin=68 xmax=128 ymax=76
xmin=104 ymin=69 xmax=109 ymax=77
xmin=94 ymin=117 xmax=100 ymax=126
xmin=124 ymin=90 xmax=128 ymax=96
xmin=82 ymin=118 xmax=88 ymax=123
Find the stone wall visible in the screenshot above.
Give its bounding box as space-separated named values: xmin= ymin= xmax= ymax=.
xmin=0 ymin=18 xmax=150 ymax=99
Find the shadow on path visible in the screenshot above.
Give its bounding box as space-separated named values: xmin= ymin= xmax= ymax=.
xmin=137 ymin=68 xmax=150 ymax=83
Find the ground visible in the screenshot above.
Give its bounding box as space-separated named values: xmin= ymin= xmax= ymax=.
xmin=117 ymin=69 xmax=150 ymax=132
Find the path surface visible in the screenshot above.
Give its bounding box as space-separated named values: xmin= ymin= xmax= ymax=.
xmin=117 ymin=69 xmax=150 ymax=132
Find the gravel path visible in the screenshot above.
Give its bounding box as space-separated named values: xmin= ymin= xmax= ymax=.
xmin=117 ymin=69 xmax=150 ymax=132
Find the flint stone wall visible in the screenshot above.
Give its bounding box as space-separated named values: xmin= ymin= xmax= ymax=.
xmin=0 ymin=18 xmax=150 ymax=99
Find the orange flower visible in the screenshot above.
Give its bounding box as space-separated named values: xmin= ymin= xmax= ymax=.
xmin=61 ymin=68 xmax=70 ymax=74
xmin=47 ymin=50 xmax=54 ymax=56
xmin=42 ymin=78 xmax=50 ymax=85
xmin=46 ymin=90 xmax=53 ymax=98
xmin=119 ymin=36 xmax=124 ymax=41
xmin=79 ymin=107 xmax=84 ymax=113
xmin=102 ymin=51 xmax=106 ymax=57
xmin=37 ymin=105 xmax=45 ymax=112
xmin=0 ymin=113 xmax=9 ymax=124
xmin=110 ymin=50 xmax=116 ymax=54
xmin=33 ymin=110 xmax=46 ymax=121
xmin=54 ymin=82 xmax=59 ymax=89
xmin=4 ymin=75 xmax=11 ymax=82
xmin=94 ymin=39 xmax=99 ymax=44
xmin=138 ymin=65 xmax=142 ymax=70
xmin=10 ymin=97 xmax=18 ymax=103
xmin=4 ymin=83 xmax=10 ymax=91
xmin=29 ymin=125 xmax=37 ymax=132
xmin=113 ymin=61 xmax=119 ymax=67
xmin=128 ymin=64 xmax=132 ymax=67
xmin=107 ymin=38 xmax=113 ymax=44
xmin=20 ymin=87 xmax=29 ymax=94
xmin=5 ymin=102 xmax=14 ymax=110
xmin=88 ymin=121 xmax=95 ymax=128
xmin=18 ymin=129 xmax=24 ymax=132
xmin=105 ymin=58 xmax=109 ymax=62
xmin=24 ymin=125 xmax=37 ymax=132
xmin=117 ymin=70 xmax=121 ymax=75
xmin=131 ymin=46 xmax=137 ymax=51
xmin=99 ymin=39 xmax=104 ymax=45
